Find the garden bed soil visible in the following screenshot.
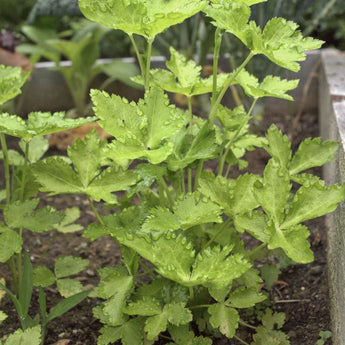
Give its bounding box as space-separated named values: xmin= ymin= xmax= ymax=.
xmin=0 ymin=105 xmax=332 ymax=345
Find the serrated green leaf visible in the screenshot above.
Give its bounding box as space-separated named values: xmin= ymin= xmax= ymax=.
xmin=19 ymin=136 xmax=49 ymax=163
xmin=252 ymin=327 xmax=290 ymax=345
xmin=0 ymin=112 xmax=96 ymax=141
xmin=289 ymin=138 xmax=338 ymax=175
xmin=234 ymin=211 xmax=269 ymax=242
xmin=145 ymin=302 xmax=192 ymax=340
xmin=98 ymin=318 xmax=145 ymax=345
xmin=265 ymin=125 xmax=291 ymax=169
xmin=92 ymin=88 xmax=187 ymax=164
xmin=268 ymin=224 xmax=313 ymax=263
xmin=208 ymin=303 xmax=239 ymax=338
xmin=57 ymin=278 xmax=83 ymax=298
xmin=54 ymin=256 xmax=89 ymax=279
xmin=254 ymin=159 xmax=291 ymax=225
xmin=190 ymin=246 xmax=251 ymax=289
xmin=198 ymin=173 xmax=234 ymax=215
xmin=4 ymin=199 xmax=39 ymax=227
xmin=145 ymin=313 xmax=168 ymax=340
xmin=55 ymin=207 xmax=83 ymax=233
xmin=173 ymin=193 xmax=223 ymax=229
xmin=168 ymin=122 xmax=219 ymax=171
xmin=228 ymin=287 xmax=266 ymax=308
xmin=0 ymin=225 xmax=22 ymax=263
xmin=79 ymin=0 xmax=207 ymax=38
xmin=124 ymin=297 xmax=162 ymax=316
xmin=4 ymin=326 xmax=41 ymax=345
xmin=97 ymin=267 xmax=134 ymax=326
xmin=121 ymin=245 xmax=139 ymax=276
xmin=83 ymin=222 xmax=109 ymax=240
xmin=33 ymin=266 xmax=55 ymax=288
xmin=67 ymin=130 xmax=106 ymax=187
xmin=169 ymin=324 xmax=212 ymax=345
xmin=281 ymin=182 xmax=345 ymax=229
xmin=0 ymin=65 xmax=29 ymax=106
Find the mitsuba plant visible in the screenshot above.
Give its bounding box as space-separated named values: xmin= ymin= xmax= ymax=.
xmin=0 ymin=65 xmax=95 ymax=344
xmin=13 ymin=0 xmax=343 ymax=344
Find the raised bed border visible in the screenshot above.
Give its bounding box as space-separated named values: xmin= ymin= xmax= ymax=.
xmin=319 ymin=48 xmax=345 ymax=345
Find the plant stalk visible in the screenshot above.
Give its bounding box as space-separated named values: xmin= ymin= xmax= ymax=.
xmin=129 ymin=34 xmax=146 ymax=83
xmin=0 ymin=133 xmax=11 ymax=204
xmin=145 ymin=37 xmax=154 ymax=90
xmin=211 ymin=27 xmax=223 ymax=106
xmin=87 ymin=196 xmax=105 ymax=225
xmin=208 ymin=51 xmax=255 ymax=128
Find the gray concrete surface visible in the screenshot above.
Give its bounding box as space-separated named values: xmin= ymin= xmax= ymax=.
xmin=319 ymin=49 xmax=345 ymax=345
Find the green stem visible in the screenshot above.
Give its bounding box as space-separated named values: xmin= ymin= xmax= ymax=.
xmin=139 ymin=260 xmax=156 ymax=279
xmin=218 ymin=97 xmax=258 ymax=176
xmin=239 ymin=320 xmax=257 ymax=330
xmin=188 ymin=168 xmax=192 ymax=193
xmin=248 ymin=243 xmax=267 ymax=259
xmin=211 ymin=27 xmax=223 ymax=106
xmin=187 ymin=95 xmax=193 ymax=130
xmin=158 ymin=176 xmax=173 ymax=208
xmin=189 ymin=286 xmax=194 ymax=300
xmin=194 ymin=160 xmax=204 ymax=190
xmin=0 ymin=133 xmax=11 ymax=204
xmin=181 ymin=171 xmax=186 ymax=194
xmin=20 ymin=141 xmax=29 ymax=202
xmin=208 ymin=51 xmax=255 ymax=128
xmin=234 ymin=335 xmax=250 ymax=345
xmin=189 ymin=304 xmax=212 ymax=310
xmin=129 ymin=34 xmax=146 ymax=83
xmin=145 ymin=37 xmax=154 ymax=90
xmin=87 ymin=196 xmax=105 ymax=225
xmin=203 ymin=218 xmax=231 ymax=249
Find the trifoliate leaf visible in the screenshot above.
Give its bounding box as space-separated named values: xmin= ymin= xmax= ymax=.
xmin=19 ymin=136 xmax=49 ymax=163
xmin=262 ymin=309 xmax=286 ymax=329
xmin=0 ymin=225 xmax=22 ymax=263
xmin=124 ymin=297 xmax=162 ymax=316
xmin=169 ymin=324 xmax=212 ymax=345
xmin=289 ymin=138 xmax=338 ymax=175
xmin=281 ymin=182 xmax=345 ymax=229
xmin=0 ymin=112 xmax=96 ymax=141
xmin=67 ymin=130 xmax=106 ymax=187
xmin=265 ymin=125 xmax=291 ymax=169
xmin=268 ymin=224 xmax=313 ymax=263
xmin=208 ymin=303 xmax=239 ymax=338
xmin=4 ymin=199 xmax=38 ymax=226
xmin=57 ymin=278 xmax=84 ymax=298
xmin=228 ymin=287 xmax=266 ymax=308
xmin=190 ymin=246 xmax=251 ymax=289
xmin=0 ymin=65 xmax=29 ymax=106
xmin=55 ymin=207 xmax=83 ymax=233
xmin=54 ymin=256 xmax=89 ymax=279
xmin=33 ymin=266 xmax=55 ymax=288
xmin=79 ymin=0 xmax=207 ymax=38
xmin=254 ymin=159 xmax=291 ymax=225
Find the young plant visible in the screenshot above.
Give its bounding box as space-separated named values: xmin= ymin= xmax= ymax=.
xmin=25 ymin=0 xmax=344 ymax=344
xmin=0 ymin=65 xmax=94 ymax=344
xmin=17 ymin=21 xmax=140 ymax=117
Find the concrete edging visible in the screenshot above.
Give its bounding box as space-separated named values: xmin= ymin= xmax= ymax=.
xmin=319 ymin=48 xmax=345 ymax=345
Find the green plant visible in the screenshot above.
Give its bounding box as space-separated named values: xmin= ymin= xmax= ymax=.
xmin=0 ymin=65 xmax=95 ymax=344
xmin=24 ymin=0 xmax=343 ymax=344
xmin=1 ymin=0 xmax=343 ymax=344
xmin=17 ymin=20 xmax=140 ymax=117
xmin=316 ymin=330 xmax=332 ymax=345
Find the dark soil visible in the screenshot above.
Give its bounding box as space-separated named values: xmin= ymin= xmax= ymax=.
xmin=0 ymin=105 xmax=332 ymax=345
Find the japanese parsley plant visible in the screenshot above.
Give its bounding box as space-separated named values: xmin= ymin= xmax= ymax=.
xmin=26 ymin=0 xmax=345 ymax=344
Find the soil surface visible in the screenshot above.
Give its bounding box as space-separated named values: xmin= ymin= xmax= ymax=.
xmin=0 ymin=103 xmax=332 ymax=345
